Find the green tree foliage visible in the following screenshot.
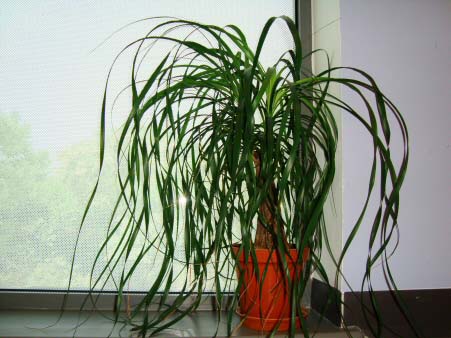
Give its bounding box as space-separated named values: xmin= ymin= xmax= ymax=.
xmin=0 ymin=113 xmax=120 ymax=289
xmin=0 ymin=113 xmax=51 ymax=226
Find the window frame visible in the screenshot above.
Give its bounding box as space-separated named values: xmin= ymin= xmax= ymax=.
xmin=0 ymin=0 xmax=312 ymax=312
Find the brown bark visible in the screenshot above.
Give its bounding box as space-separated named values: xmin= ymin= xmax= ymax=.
xmin=253 ymin=150 xmax=289 ymax=250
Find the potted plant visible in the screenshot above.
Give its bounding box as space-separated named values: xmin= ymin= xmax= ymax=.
xmin=77 ymin=16 xmax=411 ymax=337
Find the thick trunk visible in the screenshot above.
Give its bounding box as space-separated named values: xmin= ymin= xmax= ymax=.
xmin=253 ymin=151 xmax=289 ymax=250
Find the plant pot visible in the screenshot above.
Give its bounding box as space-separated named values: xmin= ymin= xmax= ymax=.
xmin=232 ymin=244 xmax=310 ymax=332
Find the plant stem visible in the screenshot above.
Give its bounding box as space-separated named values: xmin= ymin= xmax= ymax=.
xmin=253 ymin=150 xmax=289 ymax=250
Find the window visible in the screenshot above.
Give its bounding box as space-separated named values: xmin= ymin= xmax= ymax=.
xmin=0 ymin=0 xmax=296 ymax=292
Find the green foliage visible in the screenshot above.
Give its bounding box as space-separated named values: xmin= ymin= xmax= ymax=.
xmin=0 ymin=113 xmax=50 ymax=224
xmin=78 ymin=16 xmax=414 ymax=337
xmin=0 ymin=113 xmax=119 ymax=289
xmin=0 ymin=113 xmax=53 ymax=286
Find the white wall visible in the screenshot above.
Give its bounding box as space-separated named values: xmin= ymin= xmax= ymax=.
xmin=341 ymin=0 xmax=451 ymax=291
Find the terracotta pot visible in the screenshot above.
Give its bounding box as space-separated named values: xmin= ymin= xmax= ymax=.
xmin=232 ymin=244 xmax=310 ymax=332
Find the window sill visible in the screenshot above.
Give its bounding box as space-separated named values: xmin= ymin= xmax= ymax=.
xmin=0 ymin=309 xmax=364 ymax=338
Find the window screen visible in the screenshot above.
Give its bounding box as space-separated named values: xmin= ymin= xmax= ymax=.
xmin=0 ymin=0 xmax=294 ymax=291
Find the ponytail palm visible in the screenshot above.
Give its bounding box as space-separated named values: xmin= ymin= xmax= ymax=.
xmin=79 ymin=16 xmax=410 ymax=337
